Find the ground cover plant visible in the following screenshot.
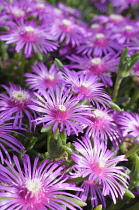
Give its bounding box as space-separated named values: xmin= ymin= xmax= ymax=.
xmin=0 ymin=0 xmax=139 ymax=209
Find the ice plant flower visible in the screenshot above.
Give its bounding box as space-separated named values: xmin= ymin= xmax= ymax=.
xmin=0 ymin=112 xmax=24 ymax=164
xmin=0 ymin=83 xmax=37 ymax=130
xmin=0 ymin=154 xmax=84 ymax=210
xmin=50 ymin=17 xmax=85 ymax=47
xmin=29 ymin=85 xmax=91 ymax=136
xmin=63 ymin=68 xmax=111 ymax=107
xmin=77 ymin=31 xmax=120 ymax=56
xmin=116 ymin=111 xmax=139 ymax=143
xmin=0 ymin=21 xmax=58 ymax=57
xmin=71 ymin=136 xmax=129 ymax=206
xmin=67 ymin=54 xmax=119 ymax=86
xmin=0 ymin=0 xmax=33 ymax=21
xmin=86 ymin=107 xmax=121 ymax=148
xmin=24 ymin=62 xmax=64 ymax=92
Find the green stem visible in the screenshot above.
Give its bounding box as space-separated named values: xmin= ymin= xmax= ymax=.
xmin=112 ymin=75 xmax=123 ymax=102
xmin=125 ymin=143 xmax=139 ymax=158
xmin=126 ymin=87 xmax=139 ymax=109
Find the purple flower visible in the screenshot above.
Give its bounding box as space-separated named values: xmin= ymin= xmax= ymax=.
xmin=77 ymin=31 xmax=120 ymax=56
xmin=71 ymin=136 xmax=129 ymax=206
xmin=24 ymin=62 xmax=64 ymax=92
xmin=0 ymin=0 xmax=33 ymax=21
xmin=85 ymin=107 xmax=122 ymax=148
xmin=0 ymin=21 xmax=58 ymax=57
xmin=63 ymin=68 xmax=111 ymax=107
xmin=0 ymin=83 xmax=37 ymax=130
xmin=50 ymin=16 xmax=85 ymax=47
xmin=67 ymin=54 xmax=119 ymax=86
xmin=116 ymin=111 xmax=139 ymax=143
xmin=0 ymin=154 xmax=83 ymax=210
xmin=29 ymin=85 xmax=91 ymax=136
xmin=0 ymin=112 xmax=24 ymax=163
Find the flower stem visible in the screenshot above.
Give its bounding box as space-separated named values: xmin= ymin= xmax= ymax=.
xmin=112 ymin=75 xmax=123 ymax=102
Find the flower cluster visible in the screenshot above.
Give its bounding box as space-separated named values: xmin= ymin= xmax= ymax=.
xmin=0 ymin=0 xmax=139 ymax=209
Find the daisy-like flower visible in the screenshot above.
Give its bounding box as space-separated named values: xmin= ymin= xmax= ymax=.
xmin=50 ymin=17 xmax=85 ymax=47
xmin=86 ymin=106 xmax=121 ymax=148
xmin=77 ymin=31 xmax=120 ymax=56
xmin=0 ymin=83 xmax=36 ymax=130
xmin=67 ymin=54 xmax=119 ymax=86
xmin=0 ymin=112 xmax=24 ymax=164
xmin=0 ymin=154 xmax=83 ymax=210
xmin=29 ymin=85 xmax=91 ymax=136
xmin=24 ymin=62 xmax=64 ymax=92
xmin=113 ymin=22 xmax=139 ymax=44
xmin=63 ymin=68 xmax=111 ymax=107
xmin=0 ymin=21 xmax=58 ymax=57
xmin=71 ymin=136 xmax=129 ymax=206
xmin=116 ymin=111 xmax=139 ymax=143
xmin=0 ymin=0 xmax=33 ymax=21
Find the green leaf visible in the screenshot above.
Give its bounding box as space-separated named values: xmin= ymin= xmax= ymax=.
xmin=57 ymin=195 xmax=87 ymax=207
xmin=108 ymin=101 xmax=122 ymax=112
xmin=54 ymin=58 xmax=64 ymax=68
xmin=41 ymin=125 xmax=52 ymax=133
xmin=119 ymin=47 xmax=128 ymax=66
xmin=124 ymin=188 xmax=135 ymax=199
xmin=62 ymin=145 xmax=73 ymax=155
xmin=93 ymin=205 xmax=103 ymax=210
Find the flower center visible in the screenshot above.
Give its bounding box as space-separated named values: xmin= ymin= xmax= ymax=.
xmin=81 ymin=82 xmax=89 ymax=88
xmin=91 ymin=57 xmax=101 ymax=65
xmin=48 ymin=75 xmax=54 ymax=81
xmin=94 ymin=109 xmax=106 ymax=118
xmin=26 ymin=178 xmax=42 ymax=194
xmin=125 ymin=25 xmax=133 ymax=31
xmin=11 ymin=90 xmax=30 ymax=104
xmin=62 ymin=19 xmax=72 ymax=26
xmin=12 ymin=8 xmax=25 ymax=18
xmin=36 ymin=3 xmax=45 ymax=9
xmin=110 ymin=14 xmax=123 ymax=21
xmin=24 ymin=26 xmax=35 ymax=33
xmin=95 ymin=33 xmax=105 ymax=39
xmin=91 ymin=24 xmax=100 ymax=29
xmin=58 ymin=105 xmax=66 ymax=111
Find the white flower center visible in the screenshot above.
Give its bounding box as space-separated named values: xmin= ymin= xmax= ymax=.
xmin=91 ymin=24 xmax=100 ymax=29
xmin=62 ymin=19 xmax=72 ymax=26
xmin=54 ymin=8 xmax=62 ymax=14
xmin=36 ymin=3 xmax=45 ymax=9
xmin=110 ymin=14 xmax=123 ymax=21
xmin=11 ymin=90 xmax=29 ymax=103
xmin=94 ymin=109 xmax=105 ymax=118
xmin=125 ymin=25 xmax=133 ymax=31
xmin=81 ymin=82 xmax=89 ymax=88
xmin=91 ymin=57 xmax=101 ymax=65
xmin=48 ymin=75 xmax=54 ymax=80
xmin=98 ymin=161 xmax=105 ymax=168
xmin=26 ymin=178 xmax=42 ymax=194
xmin=24 ymin=26 xmax=35 ymax=33
xmin=95 ymin=33 xmax=105 ymax=39
xmin=58 ymin=105 xmax=66 ymax=111
xmin=12 ymin=8 xmax=25 ymax=17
